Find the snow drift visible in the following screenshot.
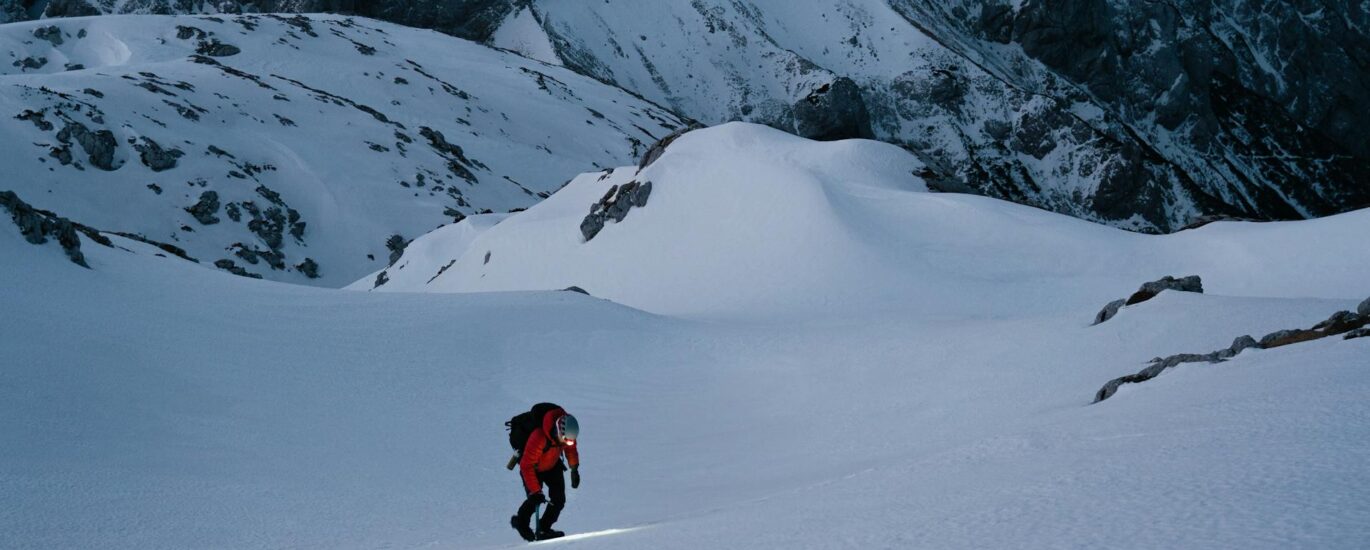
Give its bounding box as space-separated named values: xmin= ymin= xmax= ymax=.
xmin=366 ymin=122 xmax=1370 ymax=319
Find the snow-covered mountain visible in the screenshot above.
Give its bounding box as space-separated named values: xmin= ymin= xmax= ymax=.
xmin=12 ymin=1 xmax=1366 ymax=232
xmin=0 ymin=14 xmax=682 ymax=285
xmin=5 ymin=121 xmax=1369 ymax=548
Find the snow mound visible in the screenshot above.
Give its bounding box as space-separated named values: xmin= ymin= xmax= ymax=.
xmin=365 ymin=122 xmax=1370 ymax=318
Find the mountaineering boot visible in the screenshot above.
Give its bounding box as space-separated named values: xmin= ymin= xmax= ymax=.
xmin=535 ymin=528 xmax=565 ymax=540
xmin=511 ymin=515 xmax=535 ymax=542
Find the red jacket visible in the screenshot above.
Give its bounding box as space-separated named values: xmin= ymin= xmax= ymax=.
xmin=520 ymin=407 xmax=579 ymax=494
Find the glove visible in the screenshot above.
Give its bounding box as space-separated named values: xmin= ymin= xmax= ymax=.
xmin=571 ymin=467 xmax=581 ymax=489
xmin=526 ymin=492 xmax=546 ymax=505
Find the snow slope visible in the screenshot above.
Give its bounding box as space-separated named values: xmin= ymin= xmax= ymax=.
xmin=0 ymin=14 xmax=683 ymax=285
xmin=5 ymin=121 xmax=1368 ymax=548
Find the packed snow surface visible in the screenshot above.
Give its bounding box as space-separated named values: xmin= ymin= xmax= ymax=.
xmin=4 ymin=123 xmax=1369 ymax=549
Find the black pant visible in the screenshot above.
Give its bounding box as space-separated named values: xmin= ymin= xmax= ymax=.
xmin=516 ymin=462 xmax=566 ymax=530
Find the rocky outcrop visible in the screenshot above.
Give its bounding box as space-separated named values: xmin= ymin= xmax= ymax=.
xmin=638 ymin=124 xmax=701 ymax=170
xmin=1359 ymin=297 xmax=1370 ymax=317
xmin=33 ymin=25 xmax=63 ymax=46
xmin=295 ymin=257 xmax=319 ymax=279
xmin=214 ymin=258 xmax=262 ymax=279
xmin=580 ymin=180 xmax=651 ymax=242
xmin=1 ymin=189 xmax=93 ymax=267
xmin=1092 ymin=275 xmax=1203 ymax=325
xmin=419 ymin=126 xmax=479 ymax=183
xmin=1094 ymin=306 xmax=1370 ymax=403
xmin=1092 ymin=299 xmax=1126 ymax=325
xmin=385 ymin=234 xmax=408 ymax=265
xmin=185 ymin=190 xmax=221 ymax=225
xmin=1126 ymin=275 xmax=1203 ymax=305
xmin=196 ymin=39 xmax=241 ymax=57
xmin=134 ymin=137 xmax=184 ymax=172
xmin=55 ymin=121 xmax=118 ymax=171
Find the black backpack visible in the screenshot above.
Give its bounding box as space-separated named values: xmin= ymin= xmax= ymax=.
xmin=506 ymin=402 xmax=560 ymax=451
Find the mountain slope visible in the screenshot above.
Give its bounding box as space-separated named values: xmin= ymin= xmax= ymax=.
xmin=5 ymin=121 xmax=1369 ymax=549
xmin=0 ymin=14 xmax=683 ymax=285
xmin=528 ymin=0 xmax=1370 ymax=232
xmin=9 ymin=1 xmax=1367 ymax=232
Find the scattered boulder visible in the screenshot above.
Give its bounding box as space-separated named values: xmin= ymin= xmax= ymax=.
xmin=1126 ymin=275 xmax=1203 ymax=305
xmin=185 ymin=191 xmax=221 ymax=225
xmin=1359 ymin=296 xmax=1370 ymax=317
xmin=580 ymin=180 xmax=652 ymax=242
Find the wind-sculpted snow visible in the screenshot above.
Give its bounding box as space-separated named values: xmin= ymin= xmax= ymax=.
xmin=367 ymin=123 xmax=1370 ymax=319
xmin=0 ymin=14 xmax=682 ymax=285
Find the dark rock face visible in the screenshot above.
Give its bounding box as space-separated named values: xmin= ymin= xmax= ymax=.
xmin=1125 ymin=275 xmax=1203 ymax=305
xmin=581 ymin=180 xmax=651 ymax=242
xmin=55 ymin=121 xmax=119 ymax=171
xmin=792 ymin=77 xmax=873 ymax=141
xmin=186 ymin=191 xmax=221 ymax=225
xmin=562 ymin=285 xmax=589 ymax=295
xmin=944 ymin=0 xmax=1370 ymax=228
